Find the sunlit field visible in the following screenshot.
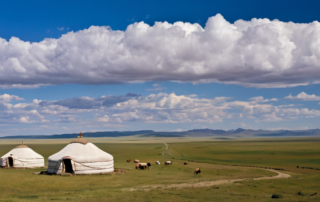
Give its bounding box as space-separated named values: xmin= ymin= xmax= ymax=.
xmin=0 ymin=138 xmax=319 ymax=201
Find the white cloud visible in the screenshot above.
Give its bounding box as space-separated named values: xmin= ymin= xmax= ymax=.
xmin=212 ymin=97 xmax=233 ymax=102
xmin=285 ymin=92 xmax=320 ymax=101
xmin=300 ymin=108 xmax=320 ymax=118
xmin=86 ymin=93 xmax=227 ymax=124
xmin=96 ymin=115 xmax=110 ymax=122
xmin=256 ymin=112 xmax=283 ymax=122
xmin=0 ymin=14 xmax=320 ymax=88
xmin=146 ymin=83 xmax=167 ymax=91
xmin=249 ymin=96 xmax=278 ymax=102
xmin=19 ymin=116 xmax=30 ymax=123
xmin=0 ymin=94 xmax=24 ymax=102
xmin=0 ymin=84 xmax=44 ymax=89
xmin=57 ymin=27 xmax=64 ymax=31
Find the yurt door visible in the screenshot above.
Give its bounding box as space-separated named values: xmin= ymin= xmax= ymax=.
xmin=8 ymin=157 xmax=14 ymax=167
xmin=63 ymin=159 xmax=74 ymax=174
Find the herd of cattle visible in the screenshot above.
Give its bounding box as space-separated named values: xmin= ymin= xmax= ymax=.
xmin=126 ymin=159 xmax=201 ymax=175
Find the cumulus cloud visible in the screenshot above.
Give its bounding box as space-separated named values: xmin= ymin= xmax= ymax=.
xmin=1 ymin=14 xmax=320 ymax=88
xmin=93 ymin=93 xmax=226 ymax=124
xmin=256 ymin=112 xmax=283 ymax=122
xmin=112 ymin=93 xmax=227 ymax=123
xmin=285 ymin=92 xmax=320 ymax=101
xmin=249 ymin=96 xmax=278 ymax=102
xmin=96 ymin=93 xmax=320 ymax=124
xmin=96 ymin=115 xmax=110 ymax=122
xmin=0 ymin=95 xmax=47 ymax=124
xmin=0 ymin=94 xmax=24 ymax=102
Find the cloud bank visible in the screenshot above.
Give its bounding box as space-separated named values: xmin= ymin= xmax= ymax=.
xmin=1 ymin=93 xmax=320 ymax=127
xmin=1 ymin=14 xmax=320 ymax=88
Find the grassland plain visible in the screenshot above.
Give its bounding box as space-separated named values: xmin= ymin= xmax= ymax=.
xmin=0 ymin=138 xmax=319 ymax=201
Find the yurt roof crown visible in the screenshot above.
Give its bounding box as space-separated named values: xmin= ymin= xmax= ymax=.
xmin=70 ymin=132 xmax=90 ymax=145
xmin=15 ymin=142 xmax=29 ymax=148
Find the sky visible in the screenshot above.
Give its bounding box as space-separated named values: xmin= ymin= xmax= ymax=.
xmin=1 ymin=0 xmax=320 ymax=136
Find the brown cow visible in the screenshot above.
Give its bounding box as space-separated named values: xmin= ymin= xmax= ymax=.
xmin=194 ymin=168 xmax=201 ymax=175
xmin=127 ymin=159 xmax=131 ymax=163
xmin=135 ymin=163 xmax=140 ymax=169
xmin=310 ymin=192 xmax=317 ymax=196
xmin=134 ymin=159 xmax=140 ymax=163
xmin=184 ymin=162 xmax=188 ymax=165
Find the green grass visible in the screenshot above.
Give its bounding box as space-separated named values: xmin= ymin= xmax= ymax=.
xmin=170 ymin=140 xmax=320 ymax=172
xmin=0 ymin=138 xmax=319 ymax=201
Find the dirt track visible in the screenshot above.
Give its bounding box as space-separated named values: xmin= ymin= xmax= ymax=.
xmin=126 ymin=169 xmax=291 ymax=191
xmin=161 ymin=142 xmax=169 ymax=155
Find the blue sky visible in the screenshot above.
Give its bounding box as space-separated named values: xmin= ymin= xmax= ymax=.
xmin=0 ymin=0 xmax=320 ymax=136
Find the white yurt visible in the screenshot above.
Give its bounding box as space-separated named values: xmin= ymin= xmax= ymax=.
xmin=47 ymin=133 xmax=114 ymax=175
xmin=0 ymin=142 xmax=44 ymax=168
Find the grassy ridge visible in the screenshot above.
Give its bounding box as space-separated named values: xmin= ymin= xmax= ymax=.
xmin=0 ymin=139 xmax=319 ymax=201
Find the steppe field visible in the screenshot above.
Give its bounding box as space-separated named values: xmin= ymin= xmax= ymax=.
xmin=0 ymin=138 xmax=319 ymax=202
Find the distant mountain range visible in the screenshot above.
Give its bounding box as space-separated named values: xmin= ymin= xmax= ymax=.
xmin=1 ymin=128 xmax=320 ymax=139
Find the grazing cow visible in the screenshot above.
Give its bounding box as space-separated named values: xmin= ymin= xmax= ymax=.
xmin=147 ymin=162 xmax=151 ymax=167
xmin=135 ymin=163 xmax=140 ymax=169
xmin=134 ymin=159 xmax=140 ymax=163
xmin=165 ymin=161 xmax=172 ymax=165
xmin=310 ymin=192 xmax=317 ymax=196
xmin=194 ymin=168 xmax=201 ymax=175
xmin=155 ymin=161 xmax=160 ymax=165
xmin=184 ymin=162 xmax=188 ymax=165
xmin=127 ymin=159 xmax=131 ymax=163
xmin=139 ymin=163 xmax=149 ymax=170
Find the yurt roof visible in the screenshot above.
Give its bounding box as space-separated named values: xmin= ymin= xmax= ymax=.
xmin=1 ymin=144 xmax=44 ymax=159
xmin=15 ymin=144 xmax=29 ymax=148
xmin=70 ymin=138 xmax=90 ymax=145
xmin=48 ymin=139 xmax=113 ymax=163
